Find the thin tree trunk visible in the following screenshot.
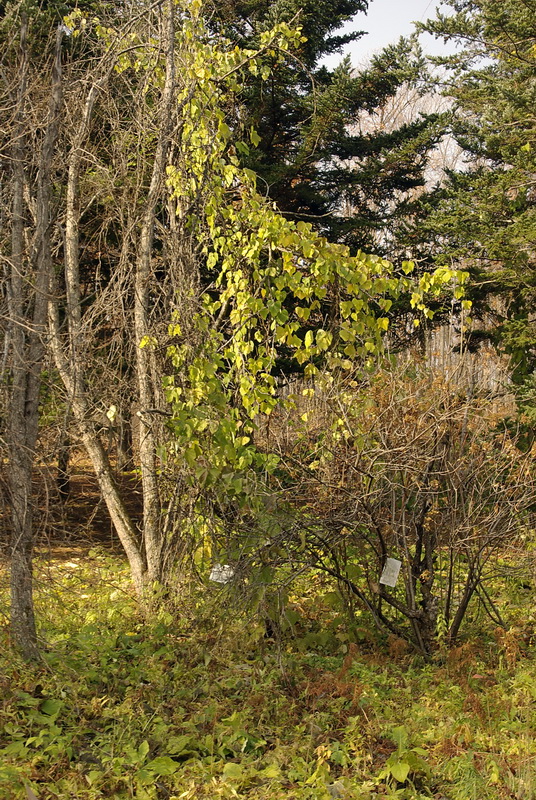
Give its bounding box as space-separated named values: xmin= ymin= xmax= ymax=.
xmin=134 ymin=0 xmax=175 ymax=584
xmin=9 ymin=21 xmax=63 ymax=659
xmin=116 ymin=410 xmax=133 ymax=471
xmin=448 ymin=560 xmax=479 ymax=644
xmin=8 ymin=14 xmax=39 ymax=661
xmin=46 ymin=73 xmax=148 ymax=598
xmin=57 ymin=407 xmax=71 ymax=501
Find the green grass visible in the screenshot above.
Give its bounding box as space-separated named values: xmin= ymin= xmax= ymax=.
xmin=1 ymin=551 xmax=535 ymax=799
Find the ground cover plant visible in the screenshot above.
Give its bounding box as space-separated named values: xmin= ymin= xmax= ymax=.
xmin=1 ymin=548 xmax=536 ymax=800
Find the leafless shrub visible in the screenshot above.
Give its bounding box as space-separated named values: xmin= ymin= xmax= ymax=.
xmin=265 ymin=369 xmax=536 ymax=655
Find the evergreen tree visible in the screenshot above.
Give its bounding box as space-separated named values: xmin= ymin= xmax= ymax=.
xmin=212 ymin=0 xmax=445 ymax=256
xmin=419 ymin=0 xmax=536 ymax=380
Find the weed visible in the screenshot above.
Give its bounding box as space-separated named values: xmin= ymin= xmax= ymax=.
xmin=1 ymin=553 xmax=536 ymax=799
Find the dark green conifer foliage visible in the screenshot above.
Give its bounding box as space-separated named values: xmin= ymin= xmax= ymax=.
xmin=212 ymin=0 xmax=445 ymax=256
xmin=419 ymin=0 xmax=536 ymax=380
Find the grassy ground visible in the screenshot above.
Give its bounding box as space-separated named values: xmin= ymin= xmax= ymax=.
xmin=1 ymin=551 xmax=535 ymax=800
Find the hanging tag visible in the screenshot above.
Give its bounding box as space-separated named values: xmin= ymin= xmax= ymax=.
xmin=209 ymin=564 xmax=234 ymax=584
xmin=379 ymin=558 xmax=402 ymax=588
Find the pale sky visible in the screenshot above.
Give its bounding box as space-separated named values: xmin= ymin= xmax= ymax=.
xmin=323 ymin=0 xmax=448 ymax=68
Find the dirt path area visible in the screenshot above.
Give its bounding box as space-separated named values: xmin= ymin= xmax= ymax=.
xmin=1 ymin=454 xmax=142 ymax=561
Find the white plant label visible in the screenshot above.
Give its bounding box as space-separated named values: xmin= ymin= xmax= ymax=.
xmin=209 ymin=564 xmax=234 ymax=584
xmin=379 ymin=558 xmax=402 ymax=588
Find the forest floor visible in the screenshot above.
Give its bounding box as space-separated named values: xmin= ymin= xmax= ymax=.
xmin=1 ymin=461 xmax=536 ymax=800
xmin=1 ymin=541 xmax=536 ymax=800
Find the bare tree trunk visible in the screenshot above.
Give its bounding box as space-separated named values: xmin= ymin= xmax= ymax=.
xmin=9 ymin=21 xmax=62 ymax=659
xmin=57 ymin=406 xmax=71 ymax=501
xmin=134 ymin=0 xmax=176 ymax=584
xmin=116 ymin=409 xmax=133 ymax=471
xmin=8 ymin=14 xmax=39 ymax=661
xmin=46 ymin=72 xmax=148 ymax=597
